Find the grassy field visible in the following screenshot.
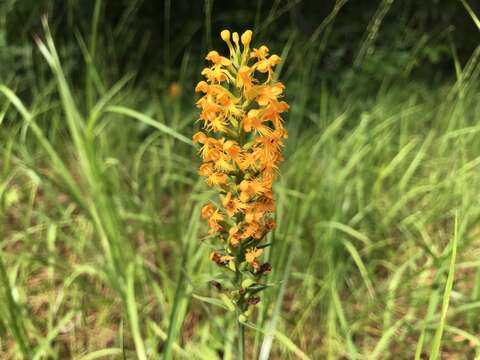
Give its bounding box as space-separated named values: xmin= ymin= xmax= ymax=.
xmin=1 ymin=3 xmax=480 ymax=360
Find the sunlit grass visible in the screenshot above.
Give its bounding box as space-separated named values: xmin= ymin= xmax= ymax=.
xmin=1 ymin=3 xmax=480 ymax=359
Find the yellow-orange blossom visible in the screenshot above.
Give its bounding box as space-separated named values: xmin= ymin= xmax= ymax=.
xmin=194 ymin=30 xmax=288 ymax=309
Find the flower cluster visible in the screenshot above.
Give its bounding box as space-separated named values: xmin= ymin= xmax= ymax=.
xmin=193 ymin=30 xmax=288 ymax=316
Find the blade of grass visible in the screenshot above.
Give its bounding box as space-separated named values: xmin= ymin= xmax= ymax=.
xmin=0 ymin=250 xmax=31 ymax=356
xmin=85 ymin=0 xmax=103 ymax=108
xmin=371 ymin=312 xmax=413 ymax=359
xmin=126 ymin=263 xmax=148 ymax=360
xmin=258 ymin=242 xmax=295 ymax=360
xmin=415 ymin=288 xmax=440 ymax=360
xmin=342 ymin=239 xmax=375 ymax=298
xmin=429 ymin=215 xmax=458 ymax=360
xmin=76 ymin=348 xmax=123 ymax=360
xmin=148 ymin=320 xmax=191 ymax=358
xmin=460 ymin=0 xmax=480 ymax=30
xmin=163 ymin=205 xmax=201 ymax=359
xmin=105 ymin=105 xmax=194 ymax=146
xmin=0 ymin=85 xmax=88 ymax=211
xmin=331 ymin=279 xmax=359 ymax=358
xmin=32 ymin=311 xmax=75 ymax=360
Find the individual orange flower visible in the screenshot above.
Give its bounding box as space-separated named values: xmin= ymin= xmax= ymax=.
xmin=222 ymin=192 xmax=246 ymax=217
xmin=192 ymin=131 xmax=207 ymax=144
xmin=223 ymin=140 xmax=241 ymax=161
xmin=256 ymin=54 xmax=281 ymax=80
xmin=207 ymin=172 xmax=228 ymax=186
xmin=208 ymin=210 xmax=224 ymax=234
xmin=210 ymin=251 xmax=234 ymax=265
xmin=256 ymin=82 xmax=285 ymax=106
xmin=242 ymin=221 xmax=261 ymax=239
xmin=195 ymin=81 xmax=210 ymax=94
xmin=245 ymin=247 xmax=263 ymax=270
xmin=198 ymin=137 xmax=223 ymax=161
xmin=250 ymin=45 xmax=269 ymax=60
xmin=236 ymin=66 xmax=256 ymax=98
xmin=228 ymin=224 xmax=242 ymax=247
xmin=201 ymin=204 xmax=215 ymax=219
xmin=242 ymin=109 xmax=272 ymax=135
xmin=198 ymin=162 xmax=214 ymax=177
xmin=239 ymin=179 xmax=268 ymax=198
xmin=205 ymin=50 xmax=231 ymax=66
xmin=213 ymin=156 xmax=235 ymax=173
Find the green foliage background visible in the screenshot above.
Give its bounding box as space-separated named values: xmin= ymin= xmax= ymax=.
xmin=1 ymin=0 xmax=480 ymax=359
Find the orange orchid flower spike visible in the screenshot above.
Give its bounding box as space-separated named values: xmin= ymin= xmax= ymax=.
xmin=193 ymin=29 xmax=288 ymax=317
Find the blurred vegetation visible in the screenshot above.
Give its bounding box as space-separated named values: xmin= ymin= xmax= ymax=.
xmin=1 ymin=0 xmax=480 ymax=359
xmin=2 ymin=0 xmax=479 ymax=86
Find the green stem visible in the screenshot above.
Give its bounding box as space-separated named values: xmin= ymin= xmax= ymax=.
xmin=238 ymin=319 xmax=245 ymax=360
xmin=234 ymin=255 xmax=245 ymax=359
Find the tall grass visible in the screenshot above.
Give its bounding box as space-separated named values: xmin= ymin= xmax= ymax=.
xmin=1 ymin=2 xmax=480 ymax=359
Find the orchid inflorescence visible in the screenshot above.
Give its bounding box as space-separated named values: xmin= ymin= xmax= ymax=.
xmin=193 ymin=29 xmax=288 ymax=317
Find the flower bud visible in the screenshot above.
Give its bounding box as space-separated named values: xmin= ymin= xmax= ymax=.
xmin=210 ymin=280 xmax=222 ymax=290
xmin=241 ymin=278 xmax=255 ymax=288
xmin=241 ymin=30 xmax=253 ymax=46
xmin=232 ymin=32 xmax=239 ymax=45
xmin=220 ymin=29 xmax=230 ymax=42
xmin=257 ymin=262 xmax=272 ymax=275
xmin=248 ymin=296 xmax=261 ymax=305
